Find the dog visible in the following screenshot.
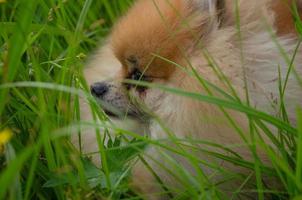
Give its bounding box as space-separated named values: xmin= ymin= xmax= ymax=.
xmin=78 ymin=0 xmax=302 ymax=199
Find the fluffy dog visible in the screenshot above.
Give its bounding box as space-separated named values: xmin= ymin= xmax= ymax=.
xmin=79 ymin=0 xmax=302 ymax=199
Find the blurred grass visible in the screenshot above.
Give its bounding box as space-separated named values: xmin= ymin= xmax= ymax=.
xmin=0 ymin=0 xmax=302 ymax=200
xmin=0 ymin=0 xmax=138 ymax=199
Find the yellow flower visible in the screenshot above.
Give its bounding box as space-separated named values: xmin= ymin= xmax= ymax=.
xmin=0 ymin=129 xmax=12 ymax=153
xmin=0 ymin=0 xmax=6 ymax=3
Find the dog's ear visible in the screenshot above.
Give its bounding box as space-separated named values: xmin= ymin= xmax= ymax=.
xmin=299 ymin=0 xmax=302 ymax=9
xmin=190 ymin=0 xmax=225 ymax=23
xmin=200 ymin=0 xmax=225 ymax=13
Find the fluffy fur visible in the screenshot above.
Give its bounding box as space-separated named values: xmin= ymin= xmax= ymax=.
xmin=78 ymin=0 xmax=302 ymax=199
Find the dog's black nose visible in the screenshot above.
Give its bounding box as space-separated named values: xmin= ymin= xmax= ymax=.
xmin=90 ymin=82 xmax=108 ymax=97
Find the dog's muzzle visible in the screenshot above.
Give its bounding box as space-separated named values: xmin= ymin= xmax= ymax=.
xmin=90 ymin=81 xmax=146 ymax=120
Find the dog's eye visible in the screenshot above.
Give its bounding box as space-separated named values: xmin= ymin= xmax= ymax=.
xmin=125 ymin=68 xmax=151 ymax=92
xmin=130 ymin=68 xmax=144 ymax=81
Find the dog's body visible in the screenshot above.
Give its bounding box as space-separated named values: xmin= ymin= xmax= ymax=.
xmin=79 ymin=0 xmax=302 ymax=198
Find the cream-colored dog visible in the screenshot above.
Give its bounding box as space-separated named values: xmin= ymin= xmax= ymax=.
xmin=77 ymin=0 xmax=302 ymax=198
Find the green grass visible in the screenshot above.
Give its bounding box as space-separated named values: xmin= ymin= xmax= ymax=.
xmin=0 ymin=0 xmax=302 ymax=200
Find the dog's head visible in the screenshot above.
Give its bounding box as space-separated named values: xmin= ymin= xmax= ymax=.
xmin=89 ymin=0 xmax=227 ymax=120
xmin=89 ymin=0 xmax=288 ymax=120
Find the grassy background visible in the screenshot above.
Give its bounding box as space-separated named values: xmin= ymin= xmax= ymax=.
xmin=0 ymin=0 xmax=302 ymax=200
xmin=0 ymin=0 xmax=138 ymax=199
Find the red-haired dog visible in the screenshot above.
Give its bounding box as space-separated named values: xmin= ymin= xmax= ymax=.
xmin=79 ymin=0 xmax=302 ymax=199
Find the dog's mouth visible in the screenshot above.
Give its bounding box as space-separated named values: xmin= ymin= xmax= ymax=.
xmin=103 ymin=107 xmax=149 ymax=122
xmin=102 ymin=109 xmax=121 ymax=118
xmin=102 ymin=107 xmax=138 ymax=119
xmin=92 ymin=97 xmax=146 ymax=120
